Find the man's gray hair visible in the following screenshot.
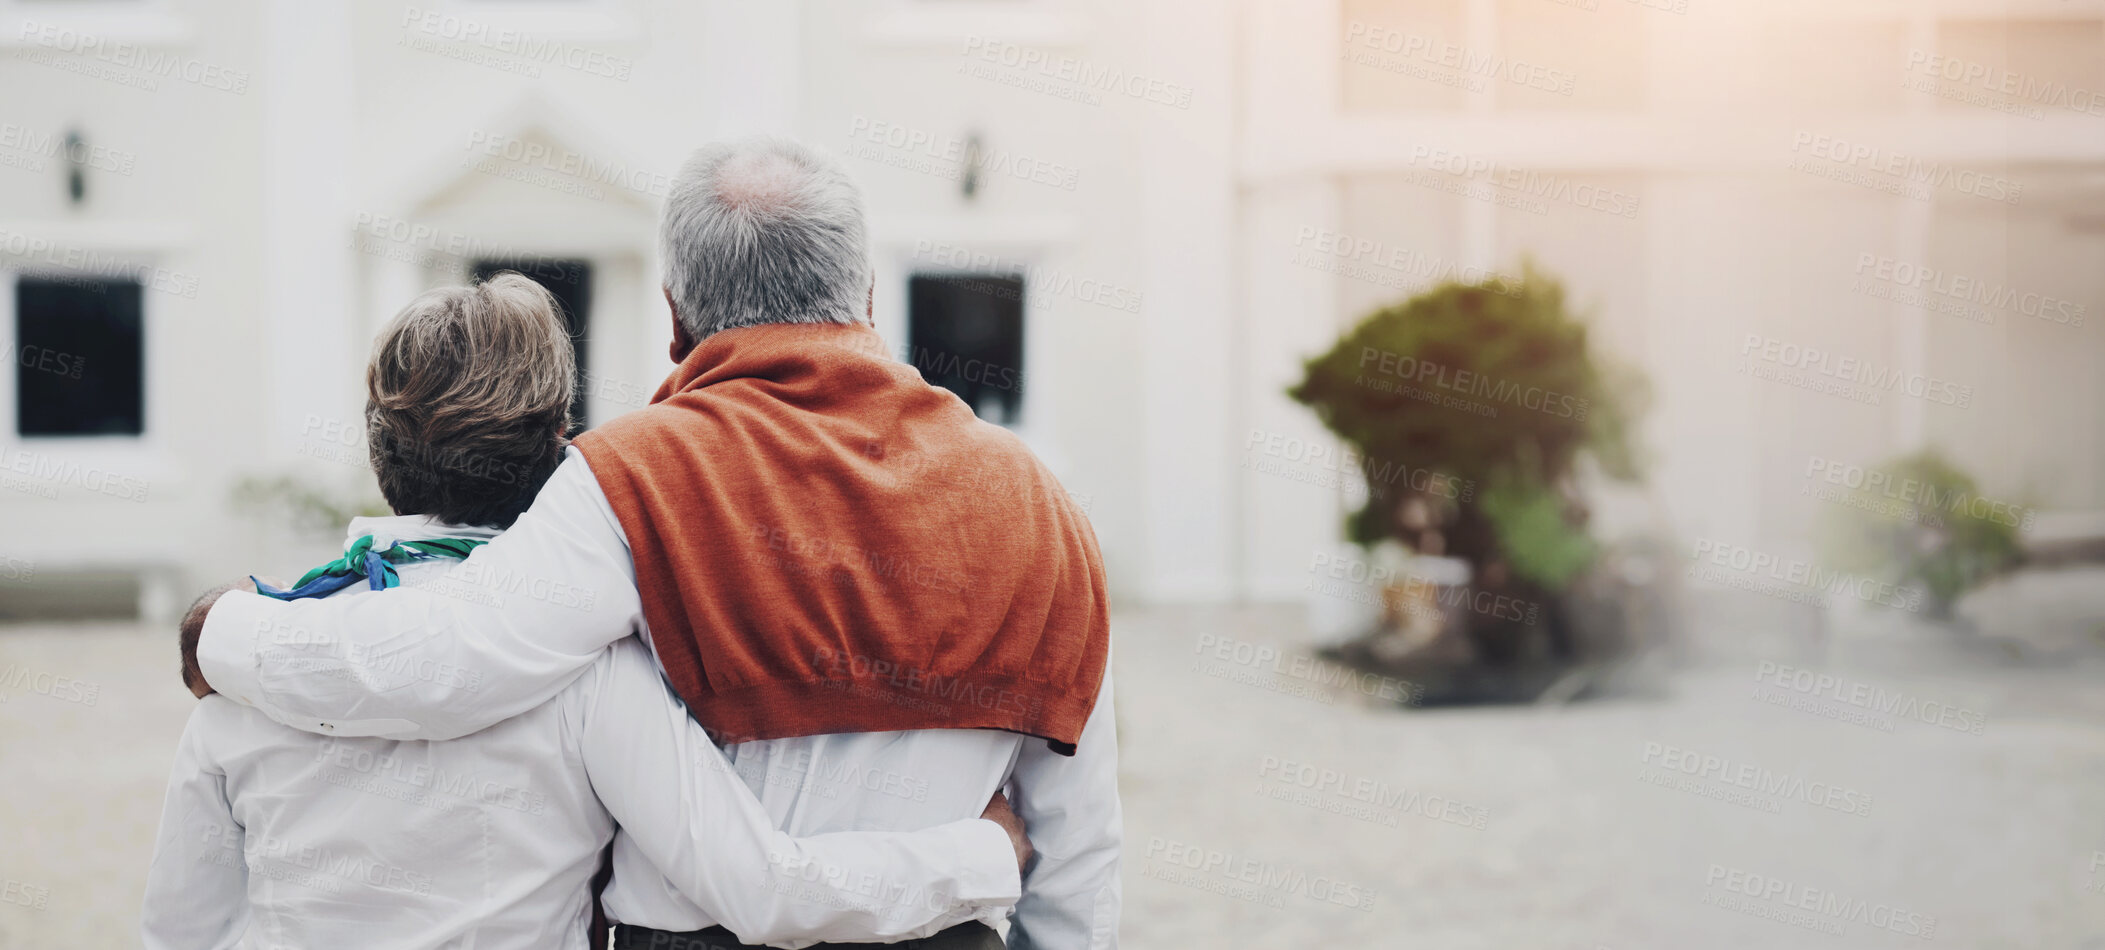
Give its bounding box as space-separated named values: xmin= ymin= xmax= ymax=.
xmin=660 ymin=137 xmax=870 ymax=340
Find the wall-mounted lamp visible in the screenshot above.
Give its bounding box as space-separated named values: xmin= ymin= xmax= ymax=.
xmin=63 ymin=129 xmax=87 ymax=206
xmin=961 ymin=130 xmax=984 ymax=202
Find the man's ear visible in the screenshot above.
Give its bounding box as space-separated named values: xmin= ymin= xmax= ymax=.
xmin=865 ymin=278 xmax=875 ymax=323
xmin=665 ymin=286 xmax=697 ymax=363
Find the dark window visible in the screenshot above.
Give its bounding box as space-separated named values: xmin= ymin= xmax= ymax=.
xmin=471 ymin=259 xmax=592 ymax=434
xmin=906 ymin=273 xmax=1025 ymax=426
xmin=16 ymin=277 xmax=144 ymax=437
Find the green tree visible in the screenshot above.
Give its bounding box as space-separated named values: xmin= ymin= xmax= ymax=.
xmin=1820 ymin=449 xmax=2022 ymax=619
xmin=1288 ymin=265 xmax=1644 ymax=599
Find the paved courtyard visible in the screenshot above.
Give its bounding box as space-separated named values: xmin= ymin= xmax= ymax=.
xmin=3 ymin=606 xmax=2104 ymax=948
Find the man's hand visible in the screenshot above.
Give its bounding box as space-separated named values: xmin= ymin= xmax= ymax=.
xmin=980 ymin=790 xmax=1032 ymax=875
xmin=179 ymin=579 xmax=256 ymax=699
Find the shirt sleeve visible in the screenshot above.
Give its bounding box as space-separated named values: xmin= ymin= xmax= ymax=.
xmin=1007 ymin=670 xmax=1123 ymax=950
xmin=140 ymin=700 xmax=250 ymax=950
xmin=569 ymin=638 xmax=1022 ymax=949
xmin=195 ymin=449 xmax=645 ymax=740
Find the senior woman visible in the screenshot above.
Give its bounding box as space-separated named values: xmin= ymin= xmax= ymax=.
xmin=144 ymin=273 xmax=1028 ymax=949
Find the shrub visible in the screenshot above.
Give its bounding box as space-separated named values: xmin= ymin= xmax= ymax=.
xmin=1288 ymin=264 xmax=1644 ymax=593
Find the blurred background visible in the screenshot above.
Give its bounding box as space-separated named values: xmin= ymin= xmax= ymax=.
xmin=4 ymin=0 xmax=2105 ymax=946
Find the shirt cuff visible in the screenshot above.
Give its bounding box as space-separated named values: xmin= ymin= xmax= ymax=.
xmin=196 ymin=589 xmax=275 ymax=710
xmin=943 ymin=819 xmax=1025 ymax=906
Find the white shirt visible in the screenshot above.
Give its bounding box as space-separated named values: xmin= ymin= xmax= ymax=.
xmin=199 ymin=451 xmax=1123 ymax=949
xmin=149 ymin=515 xmax=1020 ymax=950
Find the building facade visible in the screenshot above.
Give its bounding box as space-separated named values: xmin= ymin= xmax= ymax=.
xmin=1 ymin=0 xmax=2099 ymax=620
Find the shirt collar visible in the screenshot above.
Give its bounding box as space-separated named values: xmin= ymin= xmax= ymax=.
xmin=344 ymin=514 xmax=503 ymax=550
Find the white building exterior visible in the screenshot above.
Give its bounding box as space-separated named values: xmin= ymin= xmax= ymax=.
xmin=1 ymin=0 xmax=2100 ymax=619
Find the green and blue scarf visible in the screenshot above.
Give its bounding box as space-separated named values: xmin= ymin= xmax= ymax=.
xmin=255 ymin=534 xmax=487 ymax=601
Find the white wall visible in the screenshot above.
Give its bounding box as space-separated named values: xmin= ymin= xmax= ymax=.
xmin=3 ymin=0 xmax=2099 ymax=614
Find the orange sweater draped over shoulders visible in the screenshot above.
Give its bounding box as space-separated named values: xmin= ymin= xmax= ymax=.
xmin=574 ymin=322 xmax=1109 ymax=754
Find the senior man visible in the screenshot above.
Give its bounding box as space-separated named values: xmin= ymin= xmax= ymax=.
xmin=181 ymin=137 xmax=1119 ymax=950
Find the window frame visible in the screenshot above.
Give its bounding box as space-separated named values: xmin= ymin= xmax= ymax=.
xmin=11 ymin=273 xmax=145 ymax=438
xmin=876 ymin=239 xmax=1064 ymax=457
xmin=0 ymin=268 xmax=169 ymax=477
xmin=903 ymin=271 xmax=1029 ymax=429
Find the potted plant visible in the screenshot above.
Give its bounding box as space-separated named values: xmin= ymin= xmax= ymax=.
xmin=1819 ymin=448 xmax=2023 ymax=622
xmin=1288 ymin=264 xmax=1648 ymax=697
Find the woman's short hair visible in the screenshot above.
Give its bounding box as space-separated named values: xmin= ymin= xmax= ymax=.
xmin=364 ymin=272 xmax=576 ymax=528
